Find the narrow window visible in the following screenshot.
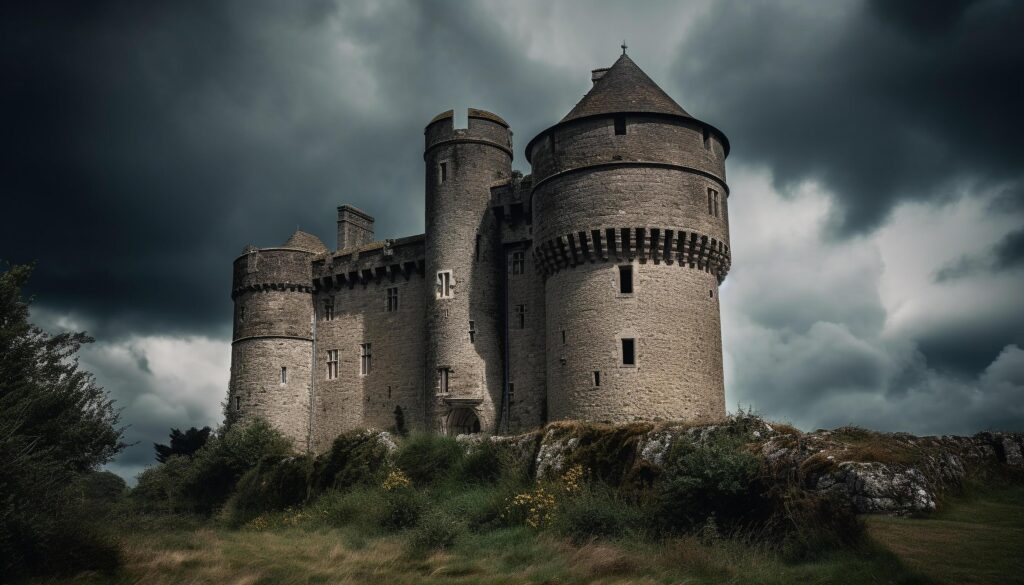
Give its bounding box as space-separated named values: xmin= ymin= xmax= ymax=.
xmin=436 ymin=271 xmax=452 ymax=299
xmin=326 ymin=349 xmax=339 ymax=380
xmin=593 ymin=371 xmax=601 ymax=387
xmin=239 ymin=305 xmax=246 ymax=323
xmin=359 ymin=343 xmax=371 ymax=376
xmin=511 ymin=251 xmax=525 ymax=275
xmin=280 ymin=366 xmax=288 ymax=384
xmin=508 ymin=382 xmax=515 ymax=402
xmin=323 ymin=297 xmax=335 ymax=321
xmin=710 ymin=289 xmax=715 ymax=298
xmin=235 ymin=396 xmax=241 ymax=410
xmin=614 ymin=115 xmax=626 ymax=135
xmin=619 ymin=265 xmax=633 ymax=294
xmin=621 ymin=338 xmax=636 ymax=366
xmin=708 ymin=188 xmax=719 ymax=217
xmin=387 ymin=385 xmax=392 ymax=399
xmin=561 ymin=330 xmax=566 ymax=345
xmin=386 ymin=287 xmax=399 ymax=312
xmin=438 ymin=368 xmax=450 ymax=394
xmin=515 ymin=304 xmax=526 ymax=329
xmin=469 ymin=320 xmax=476 ymax=343
xmin=475 ymin=234 xmax=480 ymax=261
xmin=439 ymin=162 xmax=448 ymax=183
xmin=702 ymin=127 xmax=710 ymax=149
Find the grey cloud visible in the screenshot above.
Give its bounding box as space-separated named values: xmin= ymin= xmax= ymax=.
xmin=671 ymin=0 xmax=1024 ymax=236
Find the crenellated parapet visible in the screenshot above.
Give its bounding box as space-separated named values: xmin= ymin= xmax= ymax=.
xmin=532 ymin=226 xmax=731 ymax=282
xmin=311 ymin=235 xmax=426 ymax=292
xmin=424 ymin=108 xmax=513 ymax=159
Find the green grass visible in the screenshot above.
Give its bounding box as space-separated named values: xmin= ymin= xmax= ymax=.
xmin=866 ymin=485 xmax=1024 ymax=585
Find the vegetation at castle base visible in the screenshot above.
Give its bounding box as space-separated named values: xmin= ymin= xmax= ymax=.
xmin=0 ymin=262 xmax=127 ymax=581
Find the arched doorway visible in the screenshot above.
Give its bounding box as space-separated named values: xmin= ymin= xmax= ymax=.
xmin=447 ymin=408 xmax=481 ymax=436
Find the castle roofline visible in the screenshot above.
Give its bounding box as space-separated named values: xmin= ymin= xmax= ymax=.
xmin=525 ymin=54 xmax=730 ymax=162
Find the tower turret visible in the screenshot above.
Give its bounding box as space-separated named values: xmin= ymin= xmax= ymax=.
xmin=527 ymin=54 xmax=731 ymax=423
xmin=423 ymin=109 xmax=513 ymax=433
xmin=227 ymin=230 xmax=326 ymax=449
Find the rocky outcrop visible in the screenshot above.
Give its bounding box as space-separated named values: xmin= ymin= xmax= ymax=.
xmin=458 ymin=416 xmax=1024 ymax=516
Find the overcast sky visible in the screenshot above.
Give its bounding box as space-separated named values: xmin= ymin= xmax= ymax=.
xmin=3 ymin=0 xmax=1022 ymax=482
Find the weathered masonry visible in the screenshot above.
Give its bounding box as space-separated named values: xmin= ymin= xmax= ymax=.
xmin=227 ymin=52 xmax=732 ymax=450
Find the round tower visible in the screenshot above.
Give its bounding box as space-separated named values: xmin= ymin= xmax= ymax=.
xmin=527 ymin=54 xmax=732 ymax=423
xmin=423 ymin=108 xmax=513 ymax=434
xmin=227 ymin=230 xmax=326 ymax=450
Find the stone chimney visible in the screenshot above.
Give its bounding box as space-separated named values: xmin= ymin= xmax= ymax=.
xmin=336 ymin=205 xmax=374 ymax=250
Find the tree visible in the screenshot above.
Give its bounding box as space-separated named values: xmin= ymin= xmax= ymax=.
xmin=155 ymin=426 xmax=212 ymax=462
xmin=0 ymin=262 xmax=126 ymax=578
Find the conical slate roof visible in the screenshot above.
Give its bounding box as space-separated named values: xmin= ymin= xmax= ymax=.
xmin=282 ymin=230 xmax=327 ymax=253
xmin=561 ymin=54 xmax=690 ymax=122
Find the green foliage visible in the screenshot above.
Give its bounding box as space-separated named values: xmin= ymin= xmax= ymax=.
xmin=154 ymin=426 xmax=212 ymax=463
xmin=381 ymin=488 xmax=426 ymax=530
xmin=457 ymin=439 xmax=505 ymax=484
xmin=408 ymin=511 xmax=463 ymax=552
xmin=0 ymin=262 xmax=126 ymax=579
xmin=130 ymin=418 xmax=292 ymax=515
xmin=564 ymin=424 xmax=651 ymax=486
xmin=657 ymin=433 xmax=761 ymax=532
xmin=223 ymin=455 xmax=314 ymax=526
xmin=312 ymin=430 xmax=392 ymax=492
xmin=554 ymin=484 xmax=649 ymax=543
xmin=394 ymin=433 xmax=463 ymax=485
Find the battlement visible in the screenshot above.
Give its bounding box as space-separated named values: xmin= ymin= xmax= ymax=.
xmin=424 ymin=108 xmax=513 ymax=158
xmin=311 ymin=234 xmax=425 ymax=291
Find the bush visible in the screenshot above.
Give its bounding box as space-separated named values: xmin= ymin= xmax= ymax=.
xmin=657 ymin=434 xmax=761 ymax=532
xmin=764 ymin=488 xmax=865 ymax=560
xmin=457 ymin=440 xmax=505 ymax=484
xmin=555 ymin=485 xmax=647 ymax=543
xmin=408 ymin=511 xmax=463 ymax=552
xmin=129 ymin=418 xmax=292 ymax=515
xmin=381 ymin=488 xmax=426 ymax=530
xmin=312 ymin=430 xmax=393 ymax=493
xmin=394 ymin=433 xmax=463 ymax=485
xmin=307 ymin=487 xmax=388 ymax=531
xmin=223 ymin=455 xmax=314 ymax=526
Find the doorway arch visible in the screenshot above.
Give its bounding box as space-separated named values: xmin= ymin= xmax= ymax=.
xmin=447 ymin=408 xmax=481 ymax=436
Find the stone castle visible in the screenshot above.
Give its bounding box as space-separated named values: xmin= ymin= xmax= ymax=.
xmin=228 ymin=53 xmax=732 ymax=451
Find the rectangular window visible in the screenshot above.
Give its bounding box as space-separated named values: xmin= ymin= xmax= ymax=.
xmin=323 ymin=297 xmax=335 ymax=321
xmin=511 ymin=251 xmax=525 ymax=275
xmin=469 ymin=320 xmax=476 ymax=343
xmin=508 ymin=382 xmax=515 ymax=402
xmin=280 ymin=366 xmax=287 ymax=384
xmin=561 ymin=330 xmax=566 ymax=345
xmin=239 ymin=305 xmax=246 ymax=322
xmin=359 ymin=344 xmax=371 ymax=376
xmin=708 ymin=188 xmax=719 ymax=217
xmin=703 ymin=127 xmax=710 ymax=149
xmin=326 ymin=349 xmax=339 ymax=380
xmin=386 ymin=287 xmax=399 ymax=312
xmin=436 ymin=270 xmax=452 ymax=299
xmin=614 ymin=115 xmax=626 ymax=135
xmin=619 ymin=265 xmax=634 ymax=294
xmin=235 ymin=396 xmax=241 ymax=410
xmin=439 ymin=162 xmax=448 ymax=183
xmin=593 ymin=371 xmax=601 ymax=387
xmin=438 ymin=367 xmax=450 ymax=394
xmin=515 ymin=304 xmax=526 ymax=329
xmin=621 ymin=338 xmax=636 ymax=366
xmin=475 ymin=234 xmax=481 ymax=262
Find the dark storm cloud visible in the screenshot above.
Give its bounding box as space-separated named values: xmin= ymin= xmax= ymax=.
xmin=935 ymin=227 xmax=1024 ymax=282
xmin=671 ymin=0 xmax=1024 ymax=235
xmin=0 ymin=0 xmax=570 ymax=338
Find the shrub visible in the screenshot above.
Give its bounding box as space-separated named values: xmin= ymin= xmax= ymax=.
xmin=657 ymin=434 xmax=761 ymax=532
xmin=763 ymin=487 xmax=865 ymax=560
xmin=554 ymin=485 xmax=646 ymax=543
xmin=308 ymin=487 xmax=388 ymax=531
xmin=223 ymin=454 xmax=314 ymax=526
xmin=394 ymin=433 xmax=463 ymax=485
xmin=408 ymin=511 xmax=463 ymax=552
xmin=457 ymin=439 xmax=505 ymax=484
xmin=312 ymin=430 xmax=393 ymax=493
xmin=381 ymin=488 xmax=426 ymax=530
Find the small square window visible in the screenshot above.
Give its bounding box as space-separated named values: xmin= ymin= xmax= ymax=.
xmin=621 ymin=338 xmax=636 ymax=366
xmin=614 ymin=116 xmax=626 ymax=135
xmin=619 ymin=265 xmax=633 ymax=295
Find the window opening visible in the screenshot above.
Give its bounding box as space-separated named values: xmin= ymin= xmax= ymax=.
xmin=621 ymin=338 xmax=636 ymax=366
xmin=437 ymin=271 xmax=452 ymax=298
xmin=326 ymin=349 xmax=339 ymax=380
xmin=614 ymin=116 xmax=626 ymax=135
xmin=386 ymin=287 xmax=399 ymax=312
xmin=619 ymin=265 xmax=634 ymax=294
xmin=360 ymin=343 xmax=372 ymax=376
xmin=511 ymin=251 xmax=525 ymax=275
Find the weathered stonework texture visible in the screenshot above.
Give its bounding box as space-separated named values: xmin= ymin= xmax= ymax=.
xmin=227 ymin=53 xmax=733 ymax=450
